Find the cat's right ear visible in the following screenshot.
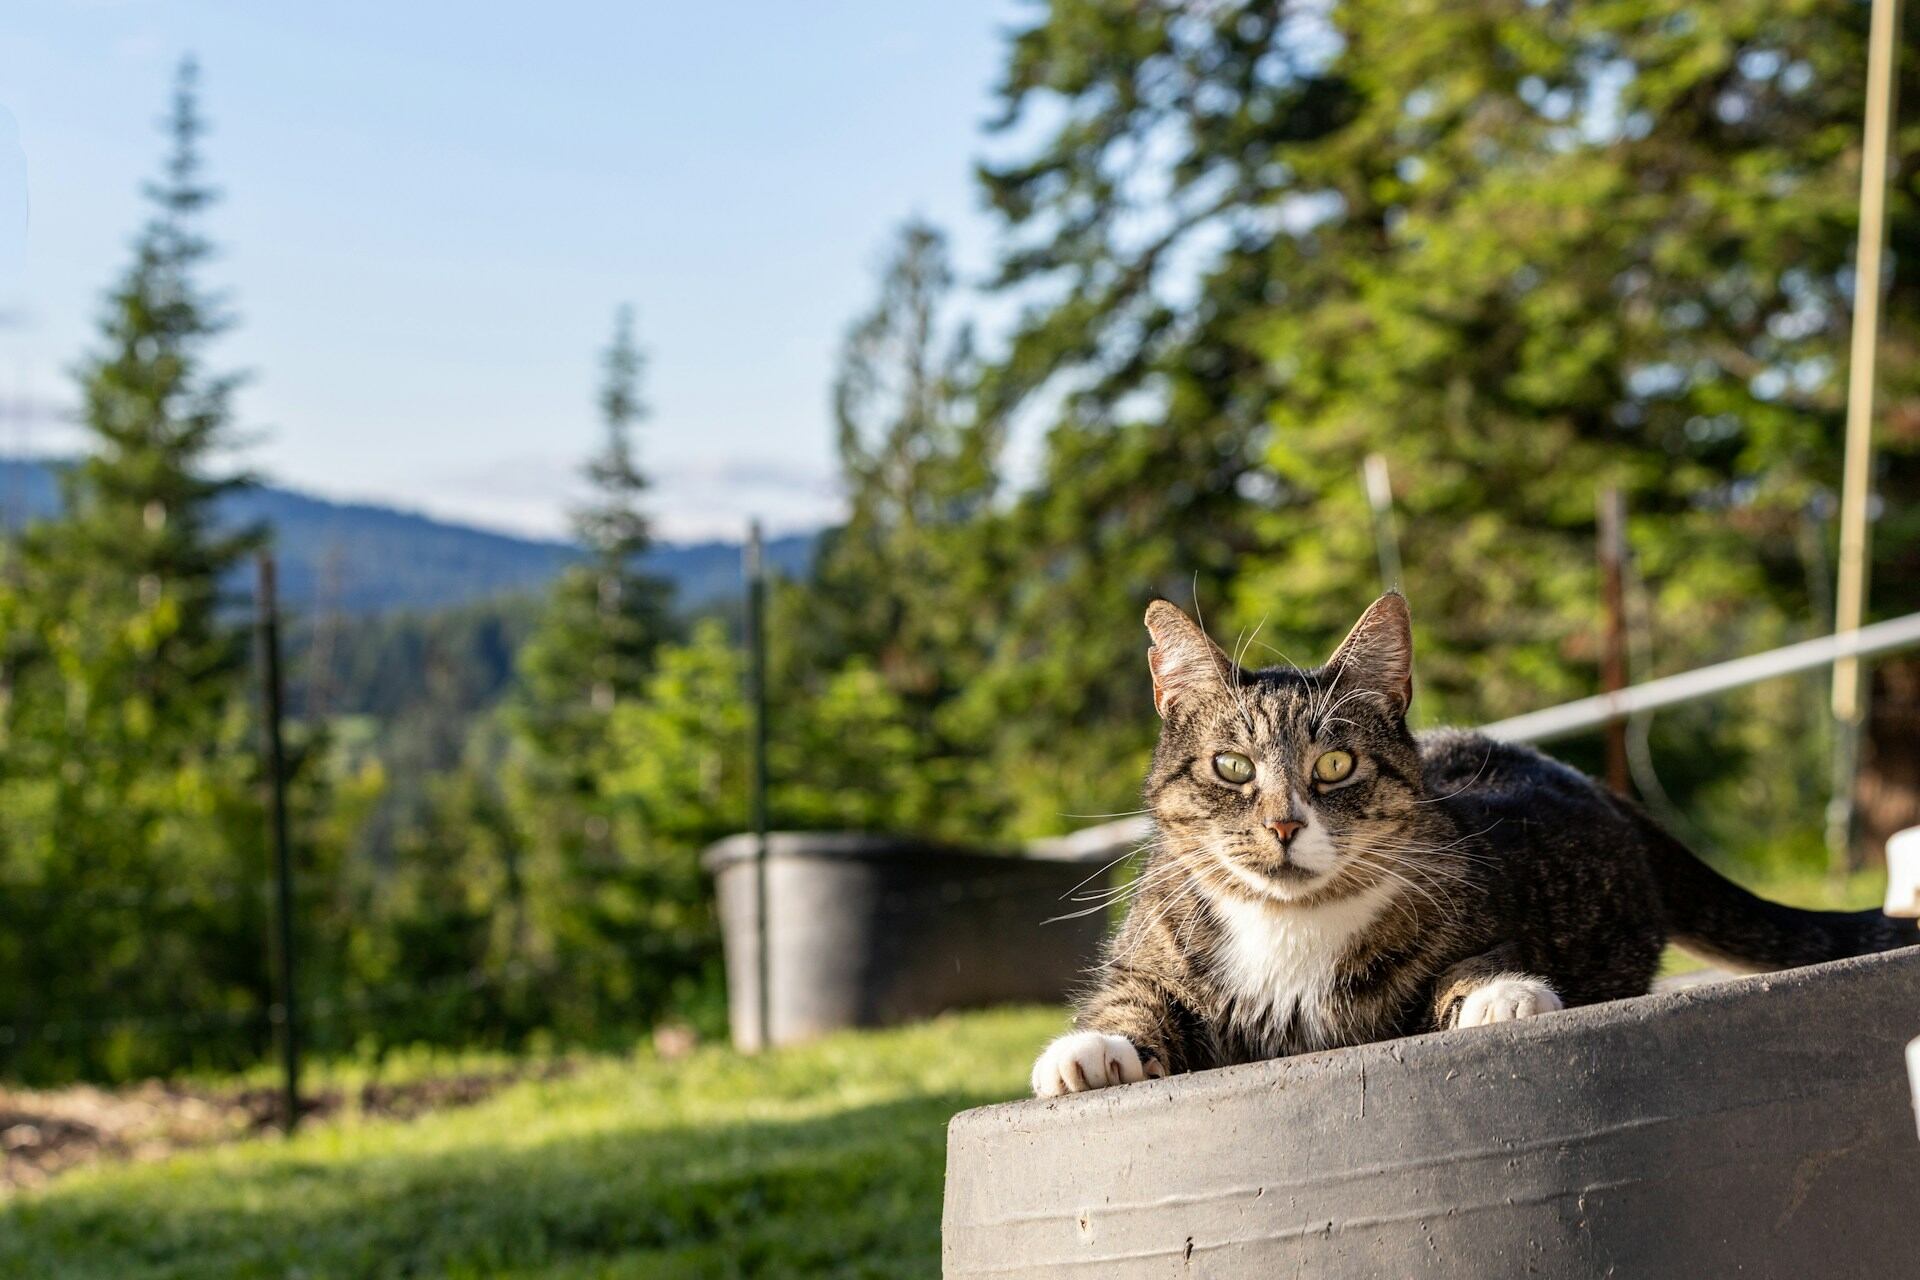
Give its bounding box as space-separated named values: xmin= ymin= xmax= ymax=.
xmin=1145 ymin=600 xmax=1236 ymax=718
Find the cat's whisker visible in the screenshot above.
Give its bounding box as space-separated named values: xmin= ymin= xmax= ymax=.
xmin=1043 ymin=903 xmax=1120 ymax=923
xmin=1119 ymin=846 xmax=1233 ymax=899
xmin=1189 ymin=591 xmax=1257 ymax=736
xmin=1366 ymin=851 xmax=1478 ymax=905
xmin=1350 ymin=842 xmax=1494 ymax=883
xmin=1364 ymin=831 xmax=1506 ymax=869
xmin=1230 ymin=619 xmax=1276 ymax=736
xmin=1057 ymin=837 xmax=1165 ymax=899
xmin=1310 ymin=661 xmax=1345 ymax=726
xmin=1109 ymin=881 xmax=1194 ymax=965
xmin=1225 ymin=626 xmax=1258 ymax=728
xmin=1344 ymin=835 xmax=1476 ymax=888
xmin=1415 ymin=741 xmax=1498 ymax=805
xmin=1069 ymin=843 xmax=1222 ymax=909
xmin=1357 ymin=818 xmax=1505 ymax=854
xmin=1368 ymin=867 xmax=1470 ymax=911
xmin=1245 ymin=638 xmax=1306 ymax=669
xmin=1351 ymin=832 xmax=1492 ymax=861
xmin=1246 ymin=642 xmax=1323 ymax=712
xmin=1350 ymin=854 xmax=1457 ymax=916
xmin=1232 ymin=613 xmax=1271 ymax=682
xmin=1068 ymin=860 xmax=1189 ymax=906
xmin=1317 ymin=685 xmax=1383 ymax=725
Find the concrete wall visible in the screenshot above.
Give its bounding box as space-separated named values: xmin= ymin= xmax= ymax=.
xmin=944 ymin=947 xmax=1920 ymax=1278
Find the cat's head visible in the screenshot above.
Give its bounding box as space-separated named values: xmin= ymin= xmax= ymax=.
xmin=1142 ymin=594 xmax=1428 ymax=905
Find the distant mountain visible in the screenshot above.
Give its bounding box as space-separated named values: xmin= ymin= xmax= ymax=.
xmin=0 ymin=458 xmax=817 ymax=615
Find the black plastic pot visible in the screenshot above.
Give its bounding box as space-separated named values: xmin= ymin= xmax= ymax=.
xmin=703 ymin=831 xmax=1125 ymax=1051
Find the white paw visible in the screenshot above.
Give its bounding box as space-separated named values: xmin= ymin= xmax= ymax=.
xmin=1458 ymin=976 xmax=1563 ymax=1027
xmin=1030 ymin=1031 xmax=1162 ymax=1098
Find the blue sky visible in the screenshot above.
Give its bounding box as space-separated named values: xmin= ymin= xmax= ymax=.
xmin=0 ymin=1 xmax=1025 ymax=540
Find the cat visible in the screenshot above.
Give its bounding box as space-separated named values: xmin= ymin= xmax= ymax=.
xmin=1033 ymin=592 xmax=1918 ymax=1097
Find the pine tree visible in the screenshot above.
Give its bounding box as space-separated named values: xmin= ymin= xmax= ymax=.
xmin=31 ymin=54 xmax=258 ymax=700
xmin=810 ymin=223 xmax=1001 ymax=709
xmin=973 ymin=0 xmax=1920 ymax=855
xmin=496 ymin=307 xmax=675 ymax=1034
xmin=781 ymin=221 xmax=1013 ymax=834
xmin=1 ymin=57 xmax=270 ymax=1081
xmin=514 ymin=305 xmax=672 ymax=778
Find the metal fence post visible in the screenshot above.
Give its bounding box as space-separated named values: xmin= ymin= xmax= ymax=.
xmin=744 ymin=521 xmax=772 ymax=1052
xmin=254 ymin=553 xmax=301 ymax=1133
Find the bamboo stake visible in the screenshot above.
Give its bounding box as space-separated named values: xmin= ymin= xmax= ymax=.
xmin=1827 ymin=0 xmax=1903 ymax=873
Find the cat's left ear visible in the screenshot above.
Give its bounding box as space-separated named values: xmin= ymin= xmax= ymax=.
xmin=1324 ymin=593 xmax=1413 ymax=717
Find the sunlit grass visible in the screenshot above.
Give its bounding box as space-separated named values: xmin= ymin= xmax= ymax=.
xmin=0 ymin=1007 xmax=1065 ymax=1280
xmin=5 ymin=859 xmax=1899 ymax=1278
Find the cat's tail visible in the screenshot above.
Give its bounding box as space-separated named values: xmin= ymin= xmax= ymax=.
xmin=1647 ymin=823 xmax=1918 ymax=972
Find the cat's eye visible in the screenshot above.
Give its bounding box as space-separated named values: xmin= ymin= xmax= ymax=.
xmin=1313 ymin=750 xmax=1356 ymax=785
xmin=1213 ymin=751 xmax=1255 ymax=784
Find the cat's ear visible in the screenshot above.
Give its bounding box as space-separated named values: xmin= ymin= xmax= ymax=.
xmin=1324 ymin=593 xmax=1413 ymax=717
xmin=1145 ymin=600 xmax=1237 ymax=718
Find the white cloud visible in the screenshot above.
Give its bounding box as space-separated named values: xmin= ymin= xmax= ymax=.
xmin=0 ymin=104 xmax=27 ymax=310
xmin=377 ymin=451 xmax=842 ymax=543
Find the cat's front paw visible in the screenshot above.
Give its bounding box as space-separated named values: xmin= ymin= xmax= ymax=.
xmin=1030 ymin=1031 xmax=1163 ymax=1098
xmin=1458 ymin=976 xmax=1563 ymax=1027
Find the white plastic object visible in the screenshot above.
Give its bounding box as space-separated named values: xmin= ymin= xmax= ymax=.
xmin=1908 ymin=1036 xmax=1920 ymax=1141
xmin=1884 ymin=826 xmax=1920 ymax=918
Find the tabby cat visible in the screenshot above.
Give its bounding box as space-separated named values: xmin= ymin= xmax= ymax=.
xmin=1033 ymin=593 xmax=1916 ymax=1097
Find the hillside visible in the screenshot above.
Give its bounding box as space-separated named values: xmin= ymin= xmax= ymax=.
xmin=0 ymin=458 xmax=817 ymax=615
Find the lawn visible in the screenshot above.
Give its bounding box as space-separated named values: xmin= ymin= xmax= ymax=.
xmin=1 ymin=866 xmax=1888 ymax=1279
xmin=0 ymin=1007 xmax=1065 ymax=1280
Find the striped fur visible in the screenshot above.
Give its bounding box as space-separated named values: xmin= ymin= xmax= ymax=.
xmin=1034 ymin=594 xmax=1917 ymax=1096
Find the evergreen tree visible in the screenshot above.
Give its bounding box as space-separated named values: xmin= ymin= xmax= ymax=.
xmin=801 ymin=221 xmax=1007 ymax=827
xmin=494 ymin=307 xmax=677 ymax=1036
xmin=974 ymin=0 xmax=1920 ymax=857
xmin=0 ymin=57 xmax=271 ymax=1080
xmin=30 ymin=54 xmax=258 ymax=697
xmin=514 ymin=305 xmax=672 ymax=779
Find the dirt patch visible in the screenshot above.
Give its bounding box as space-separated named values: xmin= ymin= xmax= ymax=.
xmin=0 ymin=1061 xmax=575 ymax=1192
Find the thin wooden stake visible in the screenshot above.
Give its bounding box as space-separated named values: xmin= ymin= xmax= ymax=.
xmin=1828 ymin=0 xmax=1903 ymax=872
xmin=1362 ymin=454 xmax=1403 ymax=593
xmin=1598 ymin=489 xmax=1631 ymax=796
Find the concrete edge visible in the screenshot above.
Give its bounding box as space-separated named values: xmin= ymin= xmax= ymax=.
xmin=949 ymin=944 xmax=1920 ymax=1140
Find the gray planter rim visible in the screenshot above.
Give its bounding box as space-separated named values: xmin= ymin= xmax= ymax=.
xmin=701 ymin=828 xmax=1130 ymax=873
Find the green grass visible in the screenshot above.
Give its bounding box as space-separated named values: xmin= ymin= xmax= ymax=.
xmin=4 ymin=866 xmax=1893 ymax=1278
xmin=0 ymin=1007 xmax=1065 ymax=1280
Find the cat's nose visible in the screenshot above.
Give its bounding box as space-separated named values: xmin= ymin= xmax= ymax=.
xmin=1265 ymin=818 xmax=1304 ymax=846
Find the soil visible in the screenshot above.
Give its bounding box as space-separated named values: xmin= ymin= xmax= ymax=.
xmin=0 ymin=1061 xmax=575 ymax=1193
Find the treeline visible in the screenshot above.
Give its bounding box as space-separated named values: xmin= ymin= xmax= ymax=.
xmin=8 ymin=1 xmax=1920 ymax=1083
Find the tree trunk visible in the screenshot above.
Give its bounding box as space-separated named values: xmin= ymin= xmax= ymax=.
xmin=1856 ymin=653 xmax=1920 ymax=865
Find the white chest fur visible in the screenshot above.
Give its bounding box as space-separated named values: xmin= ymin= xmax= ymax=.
xmin=1210 ymin=881 xmax=1397 ymax=1051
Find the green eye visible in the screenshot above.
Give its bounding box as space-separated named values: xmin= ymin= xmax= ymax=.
xmin=1313 ymin=750 xmax=1355 ymax=784
xmin=1213 ymin=751 xmax=1255 ymax=784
